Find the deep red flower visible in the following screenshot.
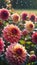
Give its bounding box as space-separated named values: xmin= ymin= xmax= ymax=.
xmin=32 ymin=32 xmax=37 ymax=44
xmin=29 ymin=54 xmax=36 ymax=62
xmin=30 ymin=14 xmax=35 ymax=22
xmin=0 ymin=8 xmax=10 ymax=20
xmin=21 ymin=11 xmax=27 ymax=21
xmin=22 ymin=29 xmax=28 ymax=36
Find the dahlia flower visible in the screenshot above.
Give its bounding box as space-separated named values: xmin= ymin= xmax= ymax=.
xmin=21 ymin=11 xmax=28 ymax=21
xmin=25 ymin=21 xmax=35 ymax=32
xmin=32 ymin=32 xmax=37 ymax=44
xmin=0 ymin=38 xmax=4 ymax=54
xmin=6 ymin=43 xmax=27 ymax=65
xmin=29 ymin=54 xmax=36 ymax=62
xmin=30 ymin=14 xmax=36 ymax=22
xmin=0 ymin=8 xmax=10 ymax=20
xmin=3 ymin=24 xmax=21 ymax=43
xmin=12 ymin=13 xmax=20 ymax=23
xmin=22 ymin=29 xmax=28 ymax=36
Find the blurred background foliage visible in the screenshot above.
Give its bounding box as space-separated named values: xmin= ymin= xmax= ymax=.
xmin=0 ymin=0 xmax=37 ymax=9
xmin=11 ymin=0 xmax=37 ymax=9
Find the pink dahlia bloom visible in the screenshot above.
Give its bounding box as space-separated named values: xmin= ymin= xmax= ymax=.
xmin=12 ymin=13 xmax=20 ymax=23
xmin=0 ymin=8 xmax=10 ymax=20
xmin=32 ymin=32 xmax=37 ymax=44
xmin=6 ymin=43 xmax=27 ymax=65
xmin=0 ymin=38 xmax=4 ymax=54
xmin=21 ymin=11 xmax=28 ymax=21
xmin=3 ymin=24 xmax=21 ymax=43
xmin=30 ymin=14 xmax=36 ymax=22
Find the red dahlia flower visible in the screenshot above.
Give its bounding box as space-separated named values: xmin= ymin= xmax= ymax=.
xmin=22 ymin=29 xmax=28 ymax=36
xmin=32 ymin=32 xmax=37 ymax=44
xmin=30 ymin=14 xmax=36 ymax=22
xmin=0 ymin=8 xmax=10 ymax=20
xmin=29 ymin=54 xmax=36 ymax=62
xmin=21 ymin=11 xmax=28 ymax=21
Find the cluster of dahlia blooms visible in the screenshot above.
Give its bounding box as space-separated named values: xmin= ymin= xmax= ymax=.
xmin=0 ymin=8 xmax=37 ymax=65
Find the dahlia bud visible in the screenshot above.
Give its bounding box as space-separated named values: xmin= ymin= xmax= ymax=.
xmin=29 ymin=54 xmax=36 ymax=62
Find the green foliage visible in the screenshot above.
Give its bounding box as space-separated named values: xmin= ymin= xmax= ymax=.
xmin=11 ymin=0 xmax=37 ymax=9
xmin=0 ymin=0 xmax=6 ymax=8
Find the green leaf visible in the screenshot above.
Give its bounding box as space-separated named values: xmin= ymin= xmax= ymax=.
xmin=19 ymin=40 xmax=26 ymax=45
xmin=26 ymin=41 xmax=32 ymax=45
